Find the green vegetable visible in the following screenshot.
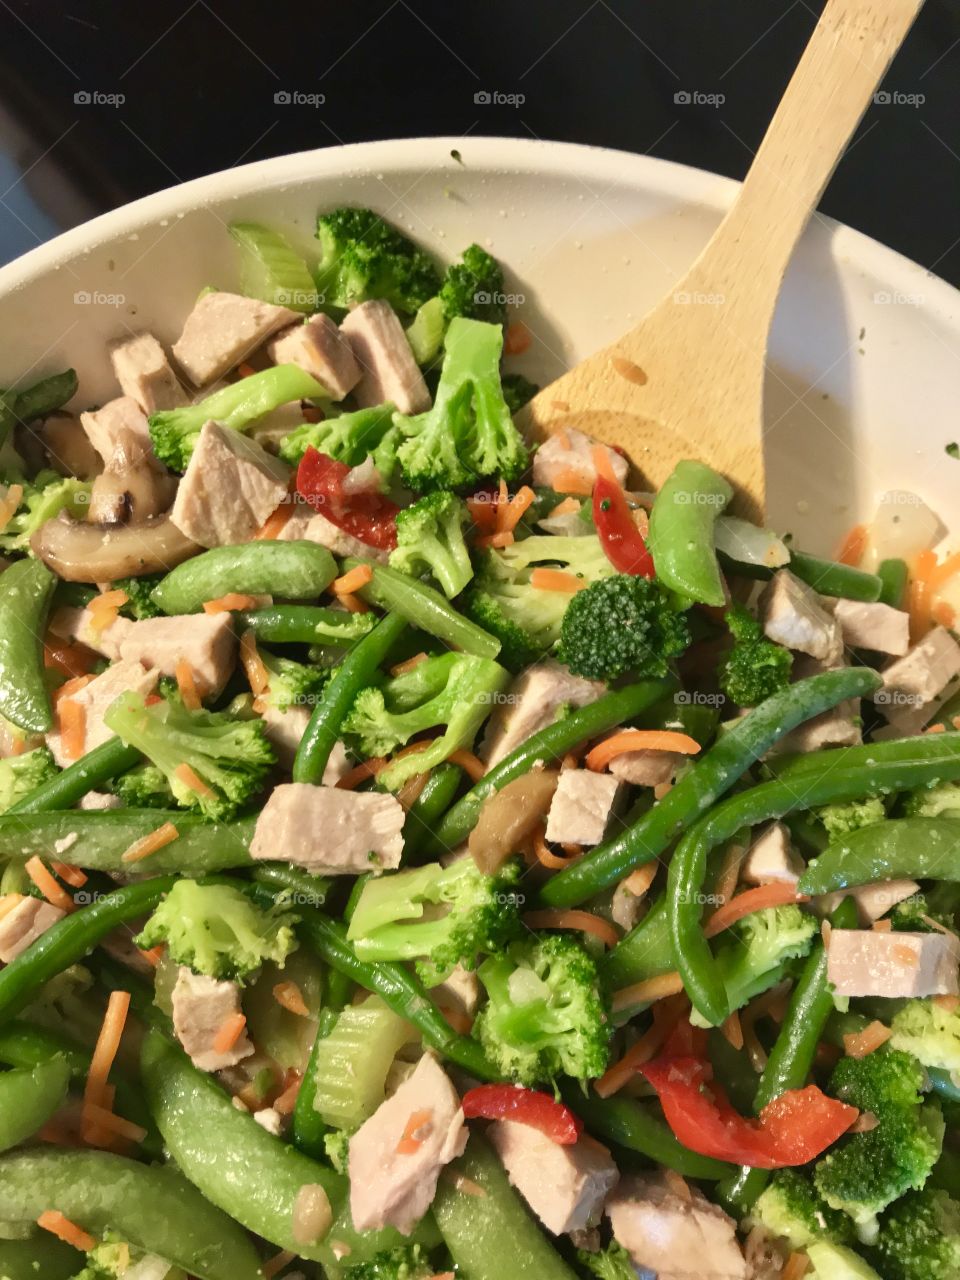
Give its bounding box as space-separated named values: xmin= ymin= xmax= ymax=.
xmin=4 ymin=368 xmax=77 ymax=429
xmin=349 ymin=1243 xmax=439 ymax=1280
xmin=902 ymin=778 xmax=960 ymax=817
xmin=439 ymin=243 xmax=507 ymax=325
xmin=576 ymin=1241 xmax=636 ymax=1280
xmin=343 ymin=651 xmax=509 ymax=790
xmin=148 ymin=364 xmax=327 ymax=470
xmin=111 ymin=763 xmax=175 ymax=809
xmin=600 ymin=895 xmax=673 ymax=992
xmin=647 ymin=459 xmax=732 ymax=606
xmin=890 ymin=998 xmax=960 ymax=1074
xmin=877 ymin=557 xmax=908 ymax=608
xmin=0 ymin=477 xmax=90 ymax=554
xmin=818 ymin=796 xmax=887 ymax=836
xmin=0 ymin=1236 xmax=80 ymax=1280
xmin=229 ymin=220 xmax=319 ymax=311
xmin=557 ymin=573 xmax=691 ymax=681
xmin=806 ymin=1242 xmax=881 ymax=1279
xmin=401 ymin=763 xmax=462 ymax=863
xmin=151 ymin=540 xmax=337 ymax=614
xmin=0 ymin=748 xmax=58 ymax=814
xmin=501 ymin=372 xmax=539 ymax=415
xmin=719 ymin=546 xmax=884 ymax=602
xmin=0 ymin=1056 xmax=70 ymax=1152
xmin=567 ymin=1089 xmax=730 ymax=1178
xmin=389 ymin=491 xmax=473 ymax=599
xmin=0 ymin=558 xmax=56 ymax=733
xmin=866 ymin=1187 xmax=960 ymax=1280
xmin=237 ymin=603 xmax=377 ymax=647
xmin=104 ymin=691 xmax=275 ymax=821
xmin=277 ymin=404 xmax=403 ymax=481
xmin=309 ymin=997 xmax=414 ymax=1128
xmin=718 ymin=604 xmax=792 ymax=707
xmin=348 ymin=560 xmax=501 ymax=658
xmin=406 ymin=295 xmax=447 ymax=365
xmin=6 ymin=737 xmax=141 ymax=815
xmin=257 ymin=646 xmax=330 ymax=713
xmin=800 ymin=816 xmax=960 ymax=896
xmin=751 ymin=1169 xmax=853 ymax=1249
xmin=135 ymin=880 xmax=298 ymax=982
xmin=113 ymin=574 xmax=163 ymax=619
xmin=315 ymin=207 xmax=441 ymax=314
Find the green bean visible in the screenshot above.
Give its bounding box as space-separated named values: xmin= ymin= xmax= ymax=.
xmin=877 ymin=558 xmax=908 ymax=608
xmin=344 ymin=558 xmax=501 ymax=659
xmin=12 ymin=368 xmax=78 ymax=423
xmin=294 ymin=610 xmax=407 ymax=784
xmin=152 ymin=541 xmax=338 ymax=614
xmin=543 ymin=667 xmax=881 ymax=910
xmin=646 ymin=460 xmax=732 ymax=606
xmin=0 ymin=1057 xmax=70 ymax=1152
xmin=7 ymin=736 xmax=141 ymax=814
xmin=0 ymin=1237 xmax=80 ymax=1280
xmin=430 ymin=679 xmax=674 ymax=854
xmin=402 ymin=763 xmax=462 ymax=863
xmin=600 ymin=895 xmax=673 ymax=991
xmin=0 ymin=1148 xmax=261 ymax=1280
xmin=0 ymin=878 xmax=174 ymax=1025
xmin=764 ymin=731 xmax=960 ymax=783
xmin=0 ymin=810 xmax=255 ymax=874
xmin=564 ymin=1090 xmax=731 ymax=1179
xmin=708 ymin=1031 xmax=759 ymax=1115
xmin=800 ymin=816 xmax=960 ymax=895
xmin=718 ymin=548 xmax=883 ymax=602
xmin=0 ymin=559 xmax=57 ymax=733
xmin=237 ymin=603 xmax=376 ymax=646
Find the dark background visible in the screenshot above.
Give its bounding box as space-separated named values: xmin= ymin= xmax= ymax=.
xmin=0 ymin=0 xmax=957 ymax=282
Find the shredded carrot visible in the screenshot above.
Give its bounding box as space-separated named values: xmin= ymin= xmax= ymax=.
xmin=89 ymin=589 xmax=128 ymax=613
xmin=924 ymin=722 xmax=947 ymax=735
xmin=590 ymin=444 xmax=618 ymax=484
xmin=83 ymin=1102 xmax=147 ymax=1144
xmin=532 ymin=823 xmax=580 ymax=871
xmin=138 ymin=945 xmax=165 ymax=967
xmin=396 ymin=1108 xmax=433 ymax=1154
xmin=465 ymin=495 xmax=497 ymax=533
xmin=934 ymin=994 xmax=960 ymax=1013
xmin=622 ymin=864 xmax=658 ymax=900
xmin=742 ymin=1014 xmax=769 ymax=1074
xmin=43 ymin=638 xmax=97 ymax=678
xmin=263 ymin=1251 xmax=297 ymax=1278
xmin=175 ymin=658 xmax=203 ymax=711
xmin=933 ymin=600 xmax=956 ymax=628
xmin=705 ymin=883 xmax=804 ymax=938
xmin=930 ymin=550 xmax=960 ymax=589
xmin=390 ymin=652 xmax=429 ymax=677
xmin=332 ymin=564 xmax=373 ymax=596
xmin=202 ymin=593 xmax=260 ymax=614
xmin=24 ymin=857 xmax=74 ymax=914
xmin=442 ymin=1168 xmax=487 ymax=1197
xmin=909 ymin=549 xmax=938 ymax=641
xmin=84 ymin=989 xmax=130 ymax=1112
xmin=273 ymin=1071 xmax=302 ymax=1116
xmin=475 ymin=530 xmax=515 ymax=549
xmin=529 ymin=567 xmax=586 ymax=593
xmin=50 ymin=860 xmax=86 ymax=888
xmin=585 ymin=730 xmax=701 ymax=772
xmin=0 ymin=483 xmax=23 ymax=532
xmin=610 ymin=355 xmax=648 ymax=386
xmin=240 ymin=630 xmax=269 ymax=696
xmin=548 ymin=467 xmax=593 ymax=495
xmin=274 ymin=982 xmax=310 ymax=1017
xmin=522 ymin=908 xmax=619 ymax=949
xmin=548 ymin=496 xmax=580 ymax=518
xmin=37 ymin=1211 xmax=96 ymax=1253
xmin=503 ymin=321 xmax=531 ymax=356
xmin=53 ymin=674 xmax=94 ymax=705
xmin=335 ymin=758 xmax=387 ymax=790
xmin=836 ymin=524 xmax=868 ymax=567
xmin=721 ymin=1010 xmax=744 ymax=1051
xmin=595 ymin=1021 xmax=670 ymax=1098
xmin=447 ymin=748 xmax=486 ymax=782
xmin=337 ymin=592 xmax=370 ymax=614
xmin=174 ymin=763 xmax=214 ymax=798
xmin=611 ymin=970 xmax=685 ymax=1014
xmin=59 ymin=699 xmax=86 ymax=762
xmin=782 ymin=1252 xmax=810 ymax=1280
xmin=237 ymin=362 xmax=258 ymax=379
xmin=872 ymin=918 xmax=893 ymax=932
xmin=213 ymin=1013 xmax=248 ymax=1055
xmin=496 ymin=485 xmax=536 ymax=534
xmin=37 ymin=1119 xmax=76 ymax=1146
xmin=255 ymin=501 xmax=294 ymax=540
xmin=120 ymin=820 xmax=179 ymax=865
xmin=396 ymin=770 xmax=430 ymax=810
xmin=663 ymin=1169 xmax=692 ymax=1201
xmin=843 ymin=1020 xmax=891 ymax=1059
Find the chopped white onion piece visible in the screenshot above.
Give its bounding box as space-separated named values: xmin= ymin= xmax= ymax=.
xmin=865 ymin=491 xmax=944 ymax=567
xmin=714 ymin=516 xmax=790 ymax=569
xmin=536 ymin=510 xmax=590 ymax=536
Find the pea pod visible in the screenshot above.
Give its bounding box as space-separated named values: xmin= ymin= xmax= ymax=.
xmin=647 ymin=459 xmax=732 ymax=606
xmin=542 ymin=666 xmax=882 ymax=910
xmin=718 ymin=547 xmax=883 ymax=602
xmin=7 ymin=736 xmax=141 ymax=814
xmin=0 ymin=1057 xmax=70 ymax=1152
xmin=763 ymin=731 xmax=960 ymax=783
xmin=0 ymin=559 xmax=57 ymax=732
xmin=0 ymin=1148 xmax=260 ymax=1280
xmin=152 ymin=541 xmax=338 ymax=614
xmin=799 ymin=816 xmax=960 ymax=895
xmin=0 ymin=1237 xmax=80 ymax=1280
xmin=237 ymin=603 xmax=376 ymax=646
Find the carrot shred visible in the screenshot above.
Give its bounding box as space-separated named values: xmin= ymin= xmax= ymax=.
xmin=213 ymin=1012 xmax=248 ymax=1055
xmin=782 ymin=1252 xmax=810 ymax=1280
xmin=83 ymin=1101 xmax=147 ymax=1144
xmin=843 ymin=1020 xmax=892 ymax=1059
xmin=332 ymin=564 xmax=373 ymax=596
xmin=713 ymin=838 xmax=746 ymax=909
xmin=263 ymin=1250 xmax=297 ymax=1278
xmin=475 ymin=530 xmax=515 ymax=549
xmin=273 ymin=1071 xmax=302 ymax=1116
xmin=465 ymin=495 xmax=497 ymax=533
xmin=175 ymin=658 xmax=203 ymax=711
xmin=929 ymin=550 xmax=960 ymax=589
xmin=496 ymin=485 xmax=536 ymax=534
xmin=447 ymin=748 xmax=486 ymax=782
xmin=120 ymin=821 xmax=179 ymax=865
xmin=53 ymin=674 xmax=94 ymax=705
xmin=0 ymin=483 xmax=23 ymax=533
xmin=59 ymin=699 xmax=86 ymax=762
xmin=529 ymin=567 xmax=586 ymax=594
xmin=239 ymin=630 xmax=270 ymax=696
xmin=237 ymin=362 xmax=258 ymax=379
xmin=89 ymin=589 xmax=128 ymax=613
xmin=50 ymin=861 xmax=87 ymax=888
xmin=202 ymin=593 xmax=260 ymax=614
xmin=532 ymin=823 xmax=580 ymax=871
xmin=836 ymin=524 xmax=868 ymax=567
xmin=255 ymin=502 xmax=294 ymax=540
xmin=548 ymin=496 xmax=580 ymax=518
xmin=590 ymin=445 xmax=618 ymax=484
xmin=335 ymin=758 xmax=387 ymax=790
xmin=934 ymin=993 xmax=960 ymax=1013
xmin=0 ymin=893 xmax=25 ymax=921
xmin=721 ymin=1010 xmax=744 ymax=1051
xmin=595 ymin=1020 xmax=670 ymax=1098
xmin=24 ymin=857 xmax=74 ymax=914
xmin=337 ymin=592 xmax=370 ymax=614
xmin=273 ymin=981 xmax=310 ymax=1017
xmin=909 ymin=549 xmax=938 ymax=642
xmin=547 ymin=467 xmax=594 ymax=496
xmin=138 ymin=945 xmax=165 ymax=967
xmin=610 ymin=970 xmax=685 ymax=1014
xmin=174 ymin=763 xmax=214 ymax=798
xmin=704 ymin=883 xmax=804 ymax=937
xmin=585 ymin=730 xmax=701 ymax=772
xmin=553 ymin=427 xmax=572 ymax=449
xmin=522 ymin=908 xmax=619 ymax=949
xmin=503 ymin=321 xmax=531 ymax=356
xmin=82 ymin=989 xmax=131 ymax=1144
xmin=390 ymin=652 xmax=429 ymax=677
xmin=621 ymin=864 xmax=658 ymax=900
xmin=933 ymin=600 xmax=956 ymax=628
xmin=396 ymin=1108 xmax=433 ymax=1154
xmin=37 ymin=1211 xmax=96 ymax=1253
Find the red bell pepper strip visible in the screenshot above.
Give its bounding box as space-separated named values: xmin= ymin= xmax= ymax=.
xmin=296 ymin=447 xmax=399 ymax=551
xmin=593 ymin=475 xmax=655 ymax=576
xmin=461 ymin=1084 xmax=583 ymax=1145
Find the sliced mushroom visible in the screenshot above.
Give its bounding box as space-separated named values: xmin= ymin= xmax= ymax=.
xmin=468 ymin=768 xmax=560 ymax=874
xmin=37 ymin=413 xmax=103 ymax=481
xmin=88 ymin=427 xmax=176 ymax=525
xmin=31 ymin=511 xmax=199 ymax=582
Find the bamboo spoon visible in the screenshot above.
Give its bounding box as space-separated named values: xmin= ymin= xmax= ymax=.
xmin=519 ymin=0 xmax=925 ymax=521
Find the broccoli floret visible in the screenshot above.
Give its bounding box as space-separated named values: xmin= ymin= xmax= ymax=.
xmin=889 ymin=891 xmax=955 ymax=933
xmin=258 ymin=647 xmax=330 ymax=713
xmin=349 ymin=1244 xmax=436 ymax=1280
xmin=0 ymin=746 xmax=57 ymax=812
xmin=346 ymin=857 xmax=522 ymax=984
xmin=343 ymin=651 xmax=509 ymax=791
xmin=396 ymin=318 xmax=529 ymax=492
xmin=814 ymin=1050 xmax=945 ymax=1242
xmin=806 ymin=1242 xmax=881 ymax=1279
xmin=889 ymin=998 xmax=960 ymax=1073
xmin=818 ymin=797 xmax=887 ymax=838
xmin=717 ymin=604 xmax=793 ymax=707
xmin=112 ymin=763 xmax=175 ymax=809
xmin=474 ymin=933 xmax=611 ymax=1086
xmin=576 ymin=1241 xmax=636 ymax=1280
xmin=135 ymin=879 xmax=298 ymax=982
xmin=277 ymin=404 xmax=403 ymax=483
xmin=557 ymin=573 xmax=692 ymax=682
xmin=501 ymin=372 xmax=539 ymax=415
xmin=103 ymin=690 xmax=276 ymax=821
xmin=389 ymin=491 xmax=473 ymax=598
xmin=323 ymin=1126 xmax=351 ymax=1174
xmin=689 ymin=904 xmax=817 ymax=1028
xmin=751 ymin=1169 xmax=853 ymax=1249
xmin=114 ymin=574 xmax=164 ymax=619
xmin=0 ymin=474 xmax=90 ymax=553
xmin=866 ymin=1187 xmax=960 ymax=1280
xmin=902 ymin=779 xmax=960 ymax=818
xmin=439 ymin=243 xmax=507 ymax=325
xmin=464 ymin=534 xmax=614 ymax=670
xmin=315 ymin=207 xmax=441 ymax=315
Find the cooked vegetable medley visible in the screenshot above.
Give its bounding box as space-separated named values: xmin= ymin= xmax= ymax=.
xmin=0 ymin=205 xmax=957 ymax=1280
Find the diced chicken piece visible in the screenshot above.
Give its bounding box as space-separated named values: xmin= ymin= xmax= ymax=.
xmin=480 ymin=661 xmax=606 ymax=769
xmin=250 ymin=783 xmax=404 ymax=874
xmin=46 ymin=659 xmax=158 ymax=767
xmin=258 ymin=704 xmax=311 ymax=770
xmin=545 ymin=769 xmax=621 ymax=846
xmin=172 ymin=291 xmax=299 ymax=387
xmin=489 ymin=1119 xmax=619 ymax=1235
xmin=607 ymin=1173 xmax=747 ymax=1280
xmin=349 ymin=1053 xmax=466 ymax=1235
xmin=742 ymin=822 xmax=804 ymax=887
xmin=49 ymin=604 xmax=133 ymax=662
xmin=607 ymin=745 xmax=683 ymax=788
xmin=119 ymin=612 xmax=236 ymax=697
xmin=771 ymin=654 xmax=862 ymax=754
xmin=874 ymin=626 xmax=960 ymax=726
xmin=253 ymin=1107 xmax=284 ymax=1135
xmin=340 ymin=300 xmax=430 ymax=415
xmin=80 ymin=396 xmax=153 ymax=465
xmin=171 ymin=421 xmax=289 ymax=548
xmin=277 ymin=506 xmax=389 ymax=563
xmin=322 ymin=739 xmax=353 ymax=787
xmin=759 ymin=570 xmax=843 ymax=663
xmin=827 ymin=598 xmax=910 ymax=657
xmin=110 ymin=332 xmax=187 ymax=413
xmin=611 ymin=879 xmax=648 ymax=933
xmin=818 ymin=879 xmax=920 ymax=925
xmin=171 ymin=967 xmax=254 ymax=1071
xmin=0 ymin=897 xmax=66 ymax=962
xmin=268 ymin=314 xmax=361 ymax=400
xmin=430 ymin=964 xmax=480 ymax=1020
xmin=533 ymin=427 xmax=629 ymax=492
xmin=78 ymin=790 xmax=122 ymax=811
xmin=827 ymin=929 xmax=960 ymax=998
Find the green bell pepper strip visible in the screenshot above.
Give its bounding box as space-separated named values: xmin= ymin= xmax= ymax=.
xmin=0 ymin=811 xmax=255 ymax=874
xmin=293 ymin=610 xmax=407 ymax=784
xmin=433 ymin=1134 xmax=579 ymax=1280
xmin=0 ymin=1236 xmax=80 ymax=1280
xmin=0 ymin=1148 xmax=261 ymax=1280
xmin=0 ymin=878 xmax=174 ymax=1025
xmin=250 ymin=866 xmax=500 ymax=1080
xmin=646 ymin=460 xmax=732 ymax=606
xmin=7 ymin=736 xmax=141 ymax=814
xmin=343 ymin=558 xmax=501 ymax=659
xmin=718 ymin=547 xmax=883 ymax=602
xmin=542 ymin=666 xmax=882 ymax=910
xmin=0 ymin=1057 xmax=70 ymax=1152
xmin=152 ymin=540 xmax=338 ymax=614
xmin=429 ymin=679 xmax=675 ymax=854
xmin=799 ymin=816 xmax=960 ymax=895
xmin=0 ymin=559 xmax=56 ymax=733
xmin=402 ymin=763 xmax=463 ymax=863
xmin=599 ymin=895 xmax=673 ymax=992
xmin=236 ymin=603 xmax=375 ymax=646
xmin=877 ymin=557 xmax=908 ymax=608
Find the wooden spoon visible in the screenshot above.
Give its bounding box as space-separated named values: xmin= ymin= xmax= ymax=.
xmin=519 ymin=0 xmax=925 ymax=521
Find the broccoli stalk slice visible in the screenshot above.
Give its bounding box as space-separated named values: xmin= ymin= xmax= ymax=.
xmin=718 ymin=604 xmax=793 ymax=707
xmin=314 ymin=207 xmax=441 ymax=315
xmin=229 ymin=221 xmax=320 ymax=312
xmin=389 ymin=491 xmax=473 ymax=599
xmin=405 ymin=296 xmax=447 ymax=366
xmin=277 ymin=404 xmax=403 ymax=484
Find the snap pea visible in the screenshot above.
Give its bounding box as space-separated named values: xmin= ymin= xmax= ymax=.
xmin=152 ymin=540 xmax=338 ymax=614
xmin=718 ymin=547 xmax=883 ymax=602
xmin=293 ymin=610 xmax=407 ymax=784
xmin=343 ymin=558 xmax=501 ymax=659
xmin=237 ymin=603 xmax=376 ymax=646
xmin=542 ymin=667 xmax=882 ymax=910
xmin=430 ymin=679 xmax=675 ymax=854
xmin=433 ymin=1134 xmax=579 ymax=1280
xmin=7 ymin=736 xmax=141 ymax=814
xmin=0 ymin=558 xmax=57 ymax=733
xmin=0 ymin=1148 xmax=261 ymax=1280
xmin=402 ymin=763 xmax=463 ymax=863
xmin=0 ymin=1057 xmax=70 ymax=1152
xmin=800 ymin=816 xmax=960 ymax=895
xmin=877 ymin=557 xmax=908 ymax=608
xmin=564 ymin=1090 xmax=731 ymax=1180
xmin=646 ymin=459 xmax=732 ymax=606
xmin=0 ymin=811 xmax=255 ymax=874
xmin=0 ymin=1237 xmax=80 ymax=1280
xmin=764 ymin=730 xmax=960 ymax=783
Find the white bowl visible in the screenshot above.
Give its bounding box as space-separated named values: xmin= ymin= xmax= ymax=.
xmin=0 ymin=136 xmax=957 ymax=553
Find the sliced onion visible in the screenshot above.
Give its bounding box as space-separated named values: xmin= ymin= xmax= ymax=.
xmin=714 ymin=516 xmax=790 ymax=569
xmin=865 ymin=491 xmax=944 ymax=567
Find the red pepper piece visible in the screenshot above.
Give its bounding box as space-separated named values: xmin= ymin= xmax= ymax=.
xmin=461 ymin=1084 xmax=583 ymax=1145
